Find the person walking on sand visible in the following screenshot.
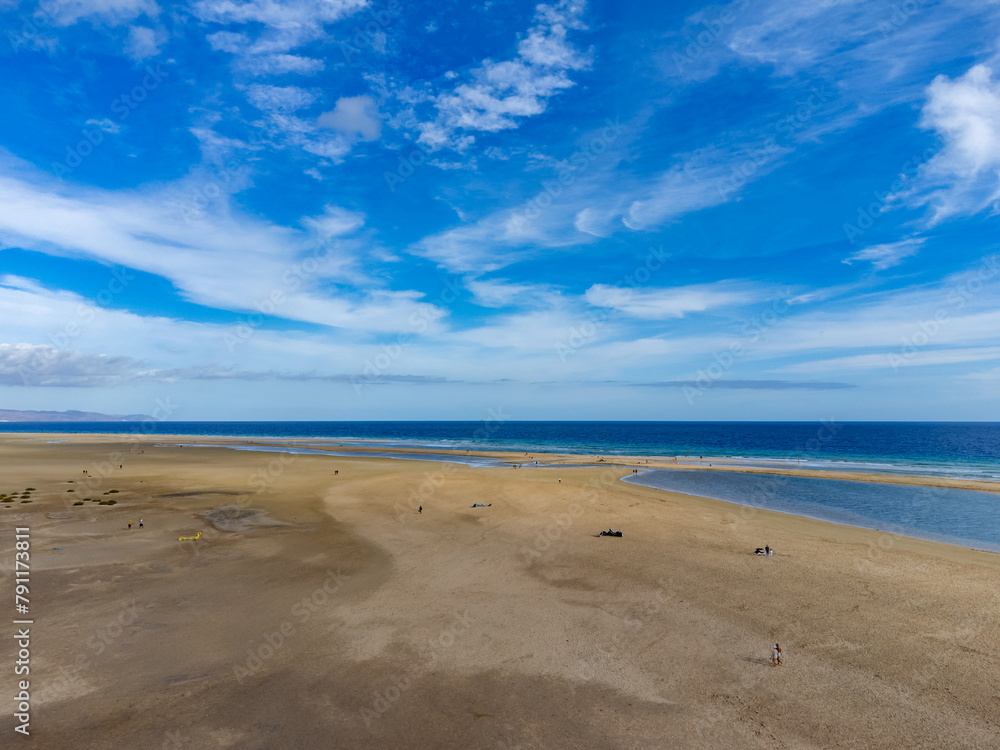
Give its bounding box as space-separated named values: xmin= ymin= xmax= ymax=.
xmin=771 ymin=643 xmax=782 ymax=666
xmin=128 ymin=520 xmax=132 ymax=530
xmin=139 ymin=519 xmax=143 ymax=528
xmin=418 ymin=505 xmax=422 ymax=513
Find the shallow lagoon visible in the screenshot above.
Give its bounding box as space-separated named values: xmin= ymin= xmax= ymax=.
xmin=624 ymin=469 xmax=1000 ymax=553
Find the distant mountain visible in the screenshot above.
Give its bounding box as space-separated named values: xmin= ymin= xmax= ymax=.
xmin=0 ymin=409 xmax=152 ymax=422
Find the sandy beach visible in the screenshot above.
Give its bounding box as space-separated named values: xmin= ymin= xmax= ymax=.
xmin=1 ymin=433 xmax=998 ymax=748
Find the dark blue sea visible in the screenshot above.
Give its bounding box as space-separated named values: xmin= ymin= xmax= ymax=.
xmin=7 ymin=421 xmax=1000 ymax=550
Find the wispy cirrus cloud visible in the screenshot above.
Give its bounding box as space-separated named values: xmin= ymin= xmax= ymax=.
xmin=465 ymin=278 xmax=555 ymax=308
xmin=622 ymin=143 xmax=788 ymax=231
xmin=843 ymin=238 xmax=924 ymax=271
xmin=681 ymin=0 xmax=998 ymax=96
xmin=585 ymin=282 xmax=759 ymax=319
xmin=0 ymin=157 xmax=442 ymax=333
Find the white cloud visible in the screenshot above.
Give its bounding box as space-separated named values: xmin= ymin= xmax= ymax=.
xmin=958 ymin=366 xmax=1000 ymax=381
xmin=85 ymin=117 xmax=120 ymax=135
xmin=207 ymin=31 xmax=248 ymax=53
xmin=0 ymin=281 xmax=439 ymax=387
xmin=411 ymin=115 xmax=631 ymax=272
xmin=725 ymin=1 xmax=864 ymax=75
xmin=585 ymin=282 xmax=757 ymax=319
xmin=50 ymin=0 xmax=159 ymax=26
xmin=317 ymin=96 xmax=382 ymax=141
xmin=242 ymin=93 xmax=385 ymax=162
xmin=711 ymin=0 xmax=995 ymax=87
xmin=738 ymin=261 xmax=1000 ymax=364
xmin=125 ymin=25 xmax=162 ymax=60
xmin=666 ymin=0 xmax=1000 ymax=166
xmin=300 ymin=135 xmax=353 ymax=161
xmin=0 ymin=275 xmax=56 ymax=296
xmin=236 ymin=54 xmax=325 ymax=76
xmin=245 ymin=84 xmax=317 ymax=113
xmin=0 ymin=159 xmax=443 ymax=334
xmin=413 ymin=116 xmax=786 ymax=273
xmin=452 ymin=309 xmax=582 ymax=350
xmin=430 ymin=61 xmax=575 ymax=136
xmin=574 ymin=206 xmax=620 ymax=237
xmin=192 ymin=0 xmax=365 ymax=49
xmin=412 ymin=201 xmax=589 ymax=273
xmin=196 ymin=0 xmax=365 ymax=163
xmin=780 ymin=346 xmax=1000 ymax=374
xmin=623 ymin=143 xmax=786 ymax=230
xmin=902 ymin=64 xmax=1000 ymax=222
xmin=415 ymin=0 xmax=590 ymax=149
xmin=301 ymin=205 xmax=365 ymax=238
xmin=207 ymin=33 xmax=325 ymax=75
xmin=465 ymin=278 xmax=553 ymax=308
xmin=518 ymin=1 xmax=588 ymax=67
xmin=843 ymin=238 xmax=923 ymax=271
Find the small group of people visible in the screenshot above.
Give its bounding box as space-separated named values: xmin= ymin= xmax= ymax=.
xmin=598 ymin=528 xmax=623 ymax=537
xmin=754 ymin=545 xmax=774 ymax=556
xmin=127 ymin=519 xmax=143 ymax=529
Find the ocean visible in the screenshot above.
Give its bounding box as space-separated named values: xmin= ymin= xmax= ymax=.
xmin=6 ymin=421 xmax=999 ymax=551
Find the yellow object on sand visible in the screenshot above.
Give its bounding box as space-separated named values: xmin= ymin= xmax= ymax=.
xmin=178 ymin=531 xmax=201 ymax=541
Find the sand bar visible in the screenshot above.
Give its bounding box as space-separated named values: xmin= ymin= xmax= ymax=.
xmin=1 ymin=434 xmax=998 ymax=748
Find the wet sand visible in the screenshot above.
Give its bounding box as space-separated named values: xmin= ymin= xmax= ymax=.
xmin=1 ymin=434 xmax=998 ymax=748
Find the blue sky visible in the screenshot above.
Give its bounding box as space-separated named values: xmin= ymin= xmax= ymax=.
xmin=1 ymin=0 xmax=999 ymax=421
